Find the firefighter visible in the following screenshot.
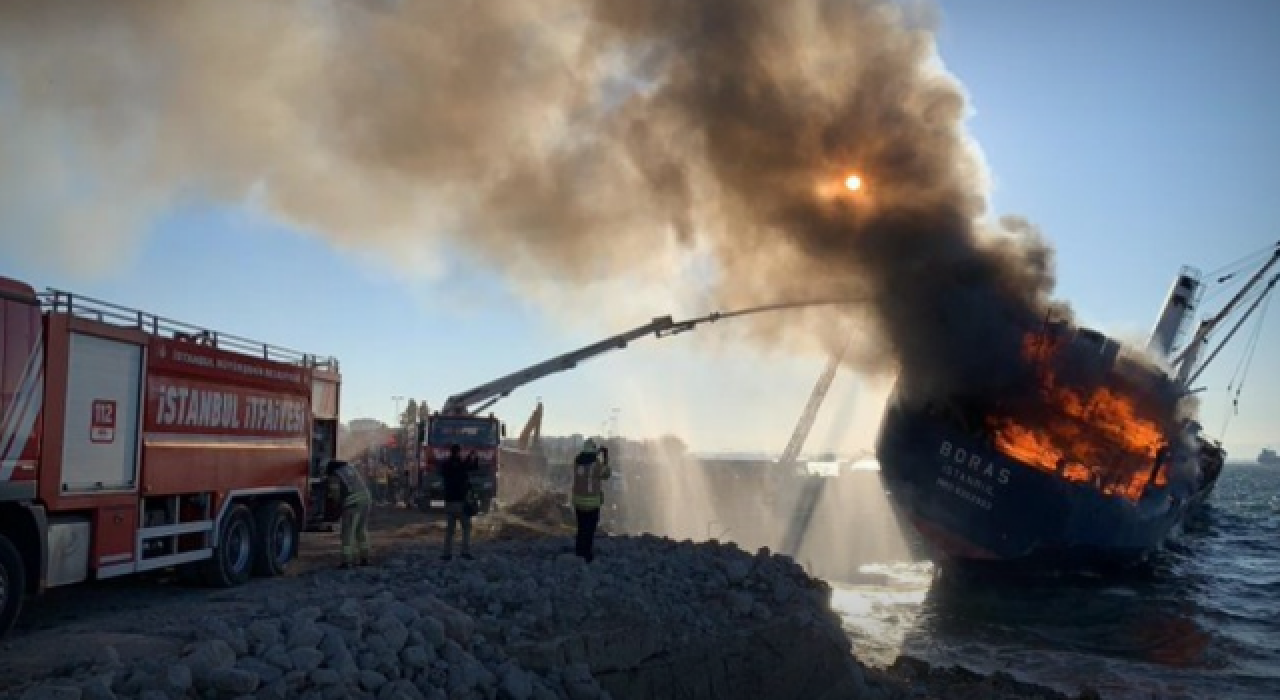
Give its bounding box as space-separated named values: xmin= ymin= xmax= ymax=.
xmin=374 ymin=463 xmax=391 ymax=504
xmin=326 ymin=459 xmax=372 ymax=568
xmin=572 ymin=438 xmax=612 ymax=563
xmin=440 ymin=443 xmax=475 ymax=561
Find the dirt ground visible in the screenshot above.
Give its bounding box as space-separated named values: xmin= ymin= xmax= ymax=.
xmin=0 ymin=505 xmax=566 ymax=694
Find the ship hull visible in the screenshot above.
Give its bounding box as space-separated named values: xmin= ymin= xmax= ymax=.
xmin=875 ymin=388 xmax=1215 ymax=573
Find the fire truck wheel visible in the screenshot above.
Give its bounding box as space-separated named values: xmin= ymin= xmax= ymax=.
xmin=0 ymin=534 xmax=26 ymax=637
xmin=252 ymin=501 xmax=298 ymax=577
xmin=205 ymin=504 xmax=256 ymax=588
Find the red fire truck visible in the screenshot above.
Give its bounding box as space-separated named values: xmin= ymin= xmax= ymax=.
xmin=0 ymin=278 xmax=342 ymax=636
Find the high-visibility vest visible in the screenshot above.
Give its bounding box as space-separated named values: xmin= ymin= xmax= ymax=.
xmin=572 ymin=453 xmax=612 ymax=510
xmin=330 ymin=463 xmax=372 ymax=507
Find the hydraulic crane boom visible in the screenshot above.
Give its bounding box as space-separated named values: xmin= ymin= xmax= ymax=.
xmin=439 ymin=299 xmax=855 ymax=416
xmin=439 ymin=314 xmax=718 ymax=416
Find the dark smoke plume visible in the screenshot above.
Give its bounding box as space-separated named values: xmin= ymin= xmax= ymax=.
xmin=0 ymin=0 xmax=1183 ymax=437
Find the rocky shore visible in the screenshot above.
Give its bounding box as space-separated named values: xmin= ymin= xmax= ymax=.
xmin=9 ymin=521 xmax=1103 ymax=700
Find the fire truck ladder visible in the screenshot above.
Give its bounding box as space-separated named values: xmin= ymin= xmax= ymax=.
xmin=778 ymin=334 xmax=853 ymax=558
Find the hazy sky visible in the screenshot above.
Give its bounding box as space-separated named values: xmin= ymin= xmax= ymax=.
xmin=2 ymin=1 xmax=1277 ymax=457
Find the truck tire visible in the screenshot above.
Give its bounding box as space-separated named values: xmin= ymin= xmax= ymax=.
xmin=0 ymin=535 xmax=26 ymax=637
xmin=252 ymin=501 xmax=298 ymax=578
xmin=205 ymin=504 xmax=256 ymax=588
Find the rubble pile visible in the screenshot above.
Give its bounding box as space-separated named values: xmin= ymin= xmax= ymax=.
xmin=503 ymin=491 xmax=577 ymax=530
xmin=14 ymin=535 xmax=871 ymax=700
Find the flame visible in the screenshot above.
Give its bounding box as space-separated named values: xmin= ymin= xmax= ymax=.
xmin=988 ymin=330 xmax=1171 ymax=501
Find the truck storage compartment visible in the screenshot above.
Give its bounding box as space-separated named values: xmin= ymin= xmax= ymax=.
xmin=61 ymin=333 xmax=143 ymax=493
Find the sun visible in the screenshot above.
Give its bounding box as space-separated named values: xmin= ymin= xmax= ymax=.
xmin=844 ymin=174 xmax=862 ymax=192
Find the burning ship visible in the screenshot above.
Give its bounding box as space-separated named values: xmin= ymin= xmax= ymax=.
xmin=877 ymin=242 xmax=1279 ymax=571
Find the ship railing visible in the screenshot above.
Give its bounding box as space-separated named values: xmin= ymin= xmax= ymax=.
xmin=41 ymin=288 xmax=340 ymax=372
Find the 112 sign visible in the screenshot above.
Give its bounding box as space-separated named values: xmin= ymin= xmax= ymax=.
xmin=91 ymin=399 xmax=117 ymax=444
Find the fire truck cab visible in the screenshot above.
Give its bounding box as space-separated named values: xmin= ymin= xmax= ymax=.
xmin=0 ymin=277 xmax=342 ymax=636
xmin=417 ymin=412 xmax=503 ymax=514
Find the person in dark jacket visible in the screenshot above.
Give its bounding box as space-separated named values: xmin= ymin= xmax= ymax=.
xmin=440 ymin=443 xmax=475 ymax=561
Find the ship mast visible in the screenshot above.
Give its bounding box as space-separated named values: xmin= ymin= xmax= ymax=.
xmin=1171 ymin=241 xmax=1280 ymax=389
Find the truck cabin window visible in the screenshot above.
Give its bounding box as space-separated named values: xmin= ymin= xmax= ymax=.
xmin=430 ymin=420 xmax=498 ymax=447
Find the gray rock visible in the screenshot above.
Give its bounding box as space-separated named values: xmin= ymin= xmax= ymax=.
xmin=182 ymin=639 xmax=236 ymax=686
xmin=400 ymin=646 xmax=431 ymax=670
xmin=358 ymin=652 xmax=381 ymax=672
xmin=163 ymin=664 xmax=192 ymax=695
xmin=264 ymin=645 xmax=295 ymax=671
xmin=79 ymin=676 xmax=116 ymax=700
xmin=258 ymin=681 xmax=290 ymax=700
xmin=500 ymin=666 xmax=533 ymax=700
xmin=247 ymin=619 xmax=283 ymax=650
xmin=561 ymin=663 xmax=599 ymax=700
xmin=359 ymin=670 xmax=389 ymax=692
xmin=417 ymin=616 xmax=446 ymax=650
xmin=288 ymin=621 xmax=325 ymax=650
xmin=727 ymin=591 xmax=754 ymax=616
xmin=373 ymin=614 xmax=410 ymax=653
xmin=208 ymin=668 xmax=259 ymax=695
xmin=93 ymin=646 xmax=121 ymax=670
xmin=291 ymin=606 xmax=324 ymax=626
xmin=385 ymin=601 xmax=419 ymax=625
xmin=20 ymin=686 xmax=82 ymax=700
xmin=265 ymin=595 xmax=290 ymax=614
xmin=327 ymin=600 xmax=364 ymax=634
xmin=378 ymin=679 xmax=425 ymax=700
xmin=289 ymin=648 xmax=326 ymax=672
xmin=309 ymin=668 xmax=341 ymax=687
xmin=137 ymin=692 xmax=168 ymax=700
xmin=751 ymin=602 xmax=773 ymax=620
xmin=237 ymin=657 xmax=283 ymax=686
xmin=282 ymin=670 xmax=309 ymax=689
xmin=320 ymin=630 xmax=351 ymax=661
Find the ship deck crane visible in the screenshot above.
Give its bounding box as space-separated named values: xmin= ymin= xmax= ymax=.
xmin=777 ymin=335 xmax=853 ymax=556
xmin=1174 ymin=240 xmax=1280 ymax=388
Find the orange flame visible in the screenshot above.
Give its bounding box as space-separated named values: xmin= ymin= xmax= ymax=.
xmin=988 ymin=330 xmax=1170 ymax=501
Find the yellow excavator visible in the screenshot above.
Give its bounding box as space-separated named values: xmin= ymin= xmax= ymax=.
xmin=497 ymin=401 xmax=548 ymax=507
